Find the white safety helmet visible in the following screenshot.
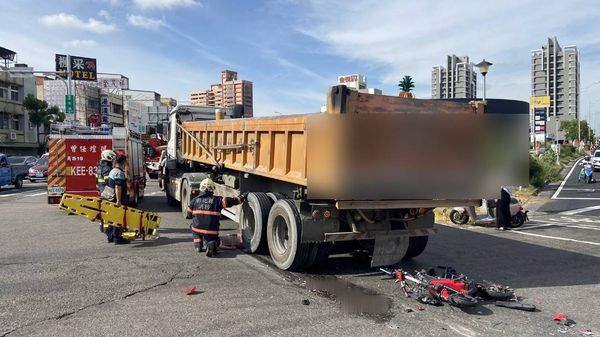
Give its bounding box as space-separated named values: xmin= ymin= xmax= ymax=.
xmin=101 ymin=149 xmax=117 ymax=162
xmin=200 ymin=178 xmax=215 ymax=192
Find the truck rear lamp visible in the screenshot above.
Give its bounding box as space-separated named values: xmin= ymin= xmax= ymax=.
xmin=323 ymin=209 xmax=332 ymax=219
xmin=191 ymin=189 xmax=199 ymax=196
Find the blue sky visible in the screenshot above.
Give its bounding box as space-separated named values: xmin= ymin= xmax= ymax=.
xmin=2 ymin=0 xmax=600 ymax=125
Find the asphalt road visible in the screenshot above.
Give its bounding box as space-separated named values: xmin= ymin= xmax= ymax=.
xmin=1 ymin=180 xmax=599 ymax=337
xmin=538 ymin=158 xmax=600 ymax=216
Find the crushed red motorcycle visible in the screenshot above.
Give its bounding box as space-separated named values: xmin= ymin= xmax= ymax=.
xmin=380 ymin=266 xmax=515 ymax=308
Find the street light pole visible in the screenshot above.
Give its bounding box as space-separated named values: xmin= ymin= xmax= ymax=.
xmin=556 ymin=116 xmax=560 ymax=164
xmin=475 ymin=59 xmax=493 ymax=103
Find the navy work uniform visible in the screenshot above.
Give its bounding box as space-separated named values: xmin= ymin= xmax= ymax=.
xmin=186 ymin=189 xmax=244 ymax=255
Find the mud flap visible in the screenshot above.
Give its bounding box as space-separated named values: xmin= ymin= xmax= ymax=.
xmin=371 ymin=234 xmax=409 ymax=267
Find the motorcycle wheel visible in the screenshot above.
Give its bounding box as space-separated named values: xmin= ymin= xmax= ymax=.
xmin=511 ymin=212 xmax=525 ymax=228
xmin=449 ymin=210 xmax=469 ymax=225
xmin=448 ymin=293 xmax=478 ymax=307
xmin=482 ymin=282 xmax=514 ymax=299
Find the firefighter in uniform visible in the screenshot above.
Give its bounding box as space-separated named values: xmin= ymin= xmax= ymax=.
xmin=96 ymin=149 xmax=116 ymax=239
xmin=186 ymin=178 xmax=247 ymax=257
xmin=97 ymin=149 xmax=116 ymax=194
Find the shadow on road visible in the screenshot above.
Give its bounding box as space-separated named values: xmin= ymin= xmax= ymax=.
xmin=311 ymin=224 xmax=600 ymax=289
xmin=138 ymin=195 xmax=179 ymax=213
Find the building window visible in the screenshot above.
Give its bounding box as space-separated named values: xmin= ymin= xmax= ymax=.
xmin=0 ymin=113 xmax=10 ymax=130
xmin=0 ymin=84 xmax=7 ymax=99
xmin=10 ymin=85 xmax=19 ymax=101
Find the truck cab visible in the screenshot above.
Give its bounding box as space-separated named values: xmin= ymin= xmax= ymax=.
xmin=0 ymin=153 xmax=27 ymax=189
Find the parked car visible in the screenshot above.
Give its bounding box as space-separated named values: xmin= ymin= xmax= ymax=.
xmin=7 ymin=156 xmax=38 ymax=167
xmin=28 ymin=154 xmax=49 ymax=182
xmin=0 ymin=154 xmax=28 ymax=189
xmin=592 ymin=150 xmax=600 ymax=171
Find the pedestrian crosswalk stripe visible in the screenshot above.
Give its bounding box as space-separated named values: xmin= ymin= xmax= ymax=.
xmin=559 ymin=205 xmax=600 ymax=215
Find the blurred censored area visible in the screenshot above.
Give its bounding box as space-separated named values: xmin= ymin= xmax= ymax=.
xmin=306 ymin=112 xmax=528 ymax=201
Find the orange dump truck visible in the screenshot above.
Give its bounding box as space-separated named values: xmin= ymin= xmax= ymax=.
xmin=164 ymin=86 xmax=528 ymax=270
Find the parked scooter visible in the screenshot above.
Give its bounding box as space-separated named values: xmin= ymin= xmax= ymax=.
xmin=449 ymin=198 xmax=528 ymax=227
xmin=578 ymin=156 xmax=594 ymax=184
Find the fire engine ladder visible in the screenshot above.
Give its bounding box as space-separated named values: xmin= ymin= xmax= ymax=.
xmin=58 ymin=194 xmax=161 ymax=241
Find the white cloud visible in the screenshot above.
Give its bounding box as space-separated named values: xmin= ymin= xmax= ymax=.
xmin=127 ymin=15 xmax=164 ymax=30
xmin=64 ymin=39 xmax=97 ymax=48
xmin=98 ymin=10 xmax=112 ymax=21
xmin=295 ymin=0 xmax=600 ymax=102
xmin=40 ymin=13 xmax=116 ymax=33
xmin=132 ymin=0 xmax=198 ymax=9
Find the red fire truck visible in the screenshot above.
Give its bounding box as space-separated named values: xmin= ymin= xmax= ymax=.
xmin=143 ymin=134 xmax=167 ymax=179
xmin=47 ymin=125 xmax=146 ymax=205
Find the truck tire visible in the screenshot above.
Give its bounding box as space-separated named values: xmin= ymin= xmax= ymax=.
xmin=240 ymin=192 xmax=273 ymax=253
xmin=402 ymin=236 xmax=429 ymax=260
xmin=181 ymin=180 xmax=191 ymax=217
xmin=304 ymin=242 xmax=331 ymax=269
xmin=267 ymin=199 xmax=310 ymax=271
xmin=14 ymin=176 xmax=23 ymax=189
xmin=266 ymin=192 xmax=287 ymax=203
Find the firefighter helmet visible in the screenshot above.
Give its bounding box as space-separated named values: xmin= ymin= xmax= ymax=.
xmin=200 ymin=178 xmax=215 ymax=192
xmin=101 ymin=149 xmax=117 ymax=161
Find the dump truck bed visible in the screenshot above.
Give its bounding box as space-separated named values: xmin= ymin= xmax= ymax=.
xmin=179 ymin=88 xmax=528 ymax=201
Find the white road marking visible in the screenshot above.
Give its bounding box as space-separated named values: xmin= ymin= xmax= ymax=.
xmin=25 ymin=192 xmax=47 ymax=197
xmin=0 ymin=193 xmax=18 ymax=198
xmin=510 ymin=229 xmax=600 ymax=246
xmin=559 ymin=205 xmax=600 ymax=215
xmin=560 ymin=188 xmax=597 ymax=192
xmin=521 ymin=223 xmax=600 ymax=231
xmin=553 ymin=197 xmax=600 ymax=200
xmin=552 ymin=157 xmax=582 ymax=199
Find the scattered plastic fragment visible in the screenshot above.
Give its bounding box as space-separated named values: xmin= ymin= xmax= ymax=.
xmin=405 ymin=308 xmax=413 ymax=313
xmin=302 ymin=299 xmax=310 ymax=305
xmin=577 ymin=328 xmax=593 ymax=336
xmin=183 ymin=287 xmax=197 ymax=295
xmin=553 ymin=313 xmax=569 ymax=321
xmin=387 ymin=325 xmax=399 ymax=330
xmin=417 ymin=306 xmax=425 ymax=311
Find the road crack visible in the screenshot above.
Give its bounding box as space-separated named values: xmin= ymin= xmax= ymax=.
xmin=1 ymin=268 xmax=187 ymax=337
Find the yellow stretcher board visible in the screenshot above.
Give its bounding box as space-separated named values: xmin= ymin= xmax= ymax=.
xmin=59 ymin=193 xmax=160 ymax=241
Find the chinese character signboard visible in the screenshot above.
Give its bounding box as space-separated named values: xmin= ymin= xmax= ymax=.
xmin=100 ymin=95 xmax=110 ymax=125
xmin=65 ymin=95 xmax=75 ymax=114
xmin=530 ymin=96 xmax=551 ymax=108
xmin=55 ymin=54 xmax=97 ymax=81
xmin=99 ymin=77 xmax=129 ymax=90
xmin=337 ymin=74 xmax=367 ymax=90
xmin=534 ymin=109 xmax=546 ymax=133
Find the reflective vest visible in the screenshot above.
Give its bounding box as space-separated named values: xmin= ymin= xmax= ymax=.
xmin=96 ymin=160 xmax=112 ymax=192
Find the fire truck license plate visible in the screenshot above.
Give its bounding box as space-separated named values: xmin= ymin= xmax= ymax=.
xmin=48 ymin=187 xmax=65 ymax=194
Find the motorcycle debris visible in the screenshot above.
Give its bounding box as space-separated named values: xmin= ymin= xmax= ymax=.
xmin=302 ymin=299 xmax=310 ymax=305
xmin=577 ymin=328 xmax=593 ymax=336
xmin=405 ymin=308 xmax=414 ymax=313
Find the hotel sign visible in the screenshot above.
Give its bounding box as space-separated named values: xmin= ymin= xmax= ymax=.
xmin=55 ymin=54 xmax=97 ymax=81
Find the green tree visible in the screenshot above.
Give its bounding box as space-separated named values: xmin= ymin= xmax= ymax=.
xmin=46 ymin=105 xmax=65 ymax=125
xmin=560 ymin=119 xmax=595 ymax=143
xmin=398 ymin=75 xmax=415 ymax=93
xmin=23 ymin=94 xmax=49 ymax=147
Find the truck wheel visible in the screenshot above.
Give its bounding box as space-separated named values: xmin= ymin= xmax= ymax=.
xmin=181 ymin=180 xmax=191 ymax=217
xmin=305 ymin=242 xmax=331 ymax=269
xmin=14 ymin=176 xmax=23 ymax=189
xmin=266 ymin=192 xmax=287 ymax=203
xmin=240 ymin=192 xmax=273 ymax=253
xmin=402 ymin=236 xmax=429 ymax=260
xmin=267 ymin=199 xmax=310 ymax=271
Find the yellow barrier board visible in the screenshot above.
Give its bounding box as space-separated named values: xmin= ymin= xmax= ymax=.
xmin=59 ymin=193 xmax=160 ymax=241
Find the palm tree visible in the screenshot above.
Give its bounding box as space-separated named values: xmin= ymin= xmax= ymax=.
xmin=398 ymin=75 xmax=415 ymax=93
